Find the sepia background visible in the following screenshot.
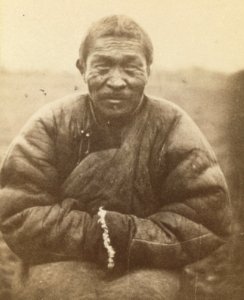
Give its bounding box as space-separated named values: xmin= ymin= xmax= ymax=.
xmin=0 ymin=0 xmax=244 ymax=299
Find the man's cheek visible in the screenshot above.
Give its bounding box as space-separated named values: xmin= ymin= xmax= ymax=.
xmin=86 ymin=70 xmax=105 ymax=83
xmin=87 ymin=75 xmax=106 ymax=91
xmin=129 ymin=78 xmax=147 ymax=90
xmin=128 ymin=73 xmax=148 ymax=86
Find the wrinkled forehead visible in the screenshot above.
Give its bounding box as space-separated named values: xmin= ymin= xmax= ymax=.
xmin=87 ymin=37 xmax=147 ymax=62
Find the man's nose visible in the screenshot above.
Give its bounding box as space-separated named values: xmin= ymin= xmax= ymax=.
xmin=106 ymin=69 xmax=126 ymax=89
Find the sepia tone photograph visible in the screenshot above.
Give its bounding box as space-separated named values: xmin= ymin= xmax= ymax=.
xmin=0 ymin=0 xmax=243 ymax=299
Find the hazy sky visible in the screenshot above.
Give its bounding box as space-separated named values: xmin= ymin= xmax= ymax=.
xmin=1 ymin=0 xmax=244 ymax=73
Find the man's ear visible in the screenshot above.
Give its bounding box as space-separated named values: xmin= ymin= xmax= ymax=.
xmin=76 ymin=59 xmax=85 ymax=74
xmin=76 ymin=59 xmax=87 ymax=82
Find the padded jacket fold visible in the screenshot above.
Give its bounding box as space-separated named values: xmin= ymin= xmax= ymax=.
xmin=0 ymin=94 xmax=231 ymax=269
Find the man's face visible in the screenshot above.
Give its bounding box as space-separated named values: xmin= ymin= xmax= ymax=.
xmin=83 ymin=36 xmax=150 ymax=119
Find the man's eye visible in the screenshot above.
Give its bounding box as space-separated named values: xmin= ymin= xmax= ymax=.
xmin=124 ymin=66 xmax=137 ymax=75
xmin=96 ymin=65 xmax=110 ymax=72
xmin=125 ymin=65 xmax=137 ymax=70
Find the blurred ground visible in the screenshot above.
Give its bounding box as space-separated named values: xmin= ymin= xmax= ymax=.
xmin=0 ymin=68 xmax=243 ymax=299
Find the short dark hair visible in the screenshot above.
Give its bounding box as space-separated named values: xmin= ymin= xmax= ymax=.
xmin=78 ymin=15 xmax=153 ymax=66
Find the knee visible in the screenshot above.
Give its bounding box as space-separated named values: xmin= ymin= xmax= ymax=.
xmin=12 ymin=261 xmax=105 ymax=300
xmin=100 ymin=269 xmax=180 ymax=300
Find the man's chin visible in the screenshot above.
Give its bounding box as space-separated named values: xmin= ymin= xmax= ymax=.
xmin=95 ymin=106 xmax=133 ymax=121
xmin=90 ymin=96 xmax=144 ymax=121
xmin=99 ymin=109 xmax=130 ymax=120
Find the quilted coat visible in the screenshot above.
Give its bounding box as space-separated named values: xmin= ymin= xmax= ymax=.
xmin=0 ymin=94 xmax=231 ymax=271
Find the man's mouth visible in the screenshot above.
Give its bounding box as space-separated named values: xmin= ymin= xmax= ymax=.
xmin=101 ymin=93 xmax=130 ymax=101
xmin=105 ymin=99 xmax=125 ymax=104
xmin=104 ymin=99 xmax=126 ymax=111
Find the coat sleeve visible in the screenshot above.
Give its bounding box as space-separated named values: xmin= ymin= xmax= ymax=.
xmin=0 ymin=107 xmax=105 ymax=264
xmin=103 ymin=111 xmax=232 ymax=269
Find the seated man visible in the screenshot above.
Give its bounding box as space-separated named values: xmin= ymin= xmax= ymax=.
xmin=0 ymin=15 xmax=231 ymax=300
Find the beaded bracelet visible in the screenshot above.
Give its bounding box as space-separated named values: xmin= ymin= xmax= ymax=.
xmin=97 ymin=207 xmax=116 ymax=269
